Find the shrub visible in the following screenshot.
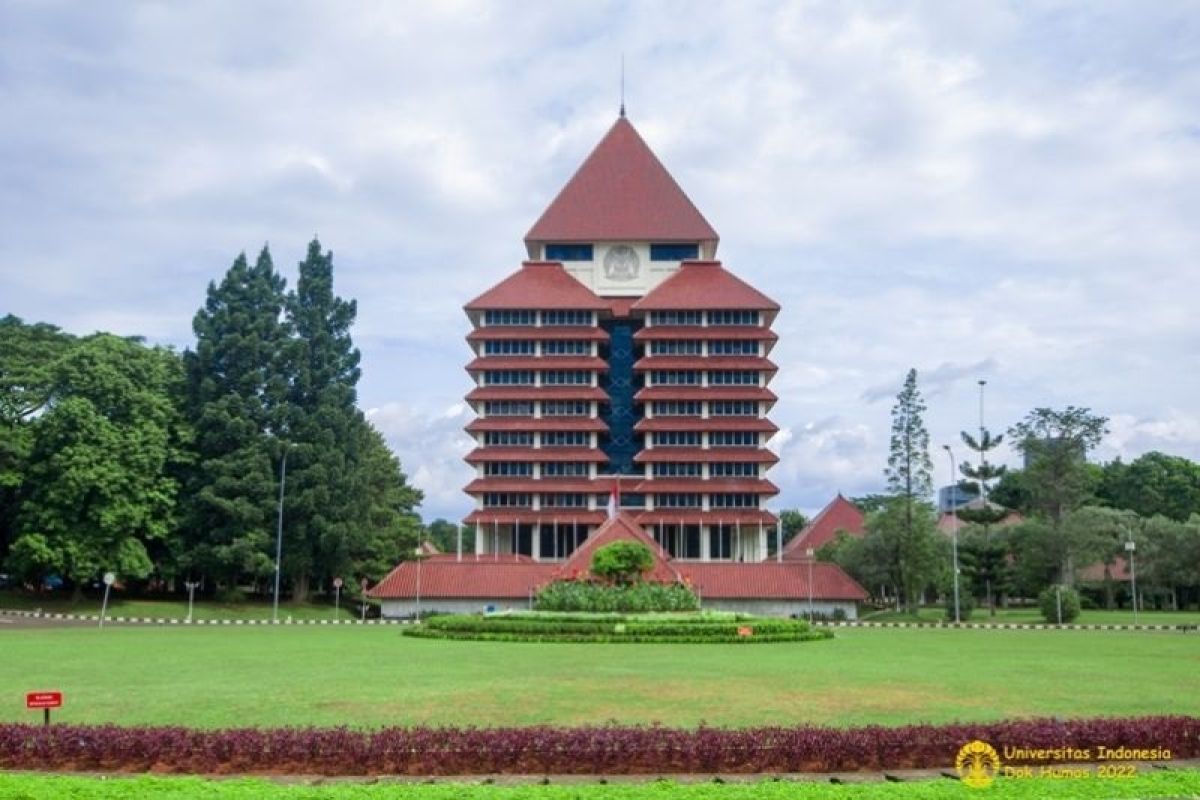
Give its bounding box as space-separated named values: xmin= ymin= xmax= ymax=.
xmin=943 ymin=588 xmax=975 ymax=622
xmin=1039 ymin=585 xmax=1081 ymax=624
xmin=534 ymin=580 xmax=698 ymax=613
xmin=590 ymin=541 xmax=654 ymax=585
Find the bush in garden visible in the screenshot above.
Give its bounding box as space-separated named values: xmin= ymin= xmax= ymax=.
xmin=943 ymin=587 xmax=975 ymax=621
xmin=1039 ymin=585 xmax=1081 ymax=623
xmin=590 ymin=541 xmax=655 ymax=585
xmin=534 ymin=579 xmax=698 ymax=613
xmin=404 ymin=612 xmax=831 ymax=643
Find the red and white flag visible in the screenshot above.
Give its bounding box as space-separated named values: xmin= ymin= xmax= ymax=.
xmin=607 ymin=485 xmax=619 ymax=519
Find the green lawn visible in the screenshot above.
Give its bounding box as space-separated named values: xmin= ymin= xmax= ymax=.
xmin=0 ymin=589 xmax=357 ymax=620
xmin=2 ymin=772 xmax=1200 ymax=800
xmin=2 ymin=625 xmax=1197 ymax=729
xmin=861 ymin=606 xmax=1200 ymax=625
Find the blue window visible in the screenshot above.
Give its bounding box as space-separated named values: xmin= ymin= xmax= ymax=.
xmin=656 ymin=493 xmax=702 ymax=508
xmin=709 ymin=340 xmax=759 ymax=355
xmin=484 ymin=370 xmax=535 ymax=385
xmin=484 ymin=401 xmax=534 ymax=416
xmin=710 ymin=431 xmax=758 ymax=447
xmin=649 ymin=311 xmax=703 ymax=326
xmin=542 ymin=401 xmax=589 ymax=416
xmin=649 ymin=340 xmax=703 ymax=355
xmin=484 ymin=340 xmax=535 ymax=355
xmin=542 ymin=370 xmax=590 ymax=385
xmin=710 ymin=493 xmax=759 ymax=508
xmin=484 ymin=431 xmax=534 ymax=446
xmin=542 ymin=493 xmax=588 ymax=508
xmin=543 ymin=431 xmax=590 ymax=447
xmin=653 ymin=431 xmax=701 ymax=447
xmin=651 ymin=370 xmax=700 ymax=385
xmin=484 ymin=462 xmax=533 ymax=477
xmin=542 ymin=462 xmax=590 ymax=477
xmin=709 ymin=462 xmax=759 ymax=477
xmin=708 ymin=310 xmax=760 ymax=326
xmin=545 ymin=244 xmax=594 ymax=261
xmin=709 ymin=371 xmax=758 ymax=385
xmin=710 ymin=400 xmax=758 ymax=416
xmin=484 ymin=310 xmax=535 ymax=326
xmin=650 ymin=243 xmax=700 ymax=261
xmin=542 ymin=340 xmax=590 ymax=355
xmin=483 ymin=493 xmax=532 ymax=507
xmin=543 ymin=310 xmax=593 ymax=326
xmin=651 ymin=401 xmax=702 ymax=416
xmin=652 ymin=462 xmax=702 ymax=477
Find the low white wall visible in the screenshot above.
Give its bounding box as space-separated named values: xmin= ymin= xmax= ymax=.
xmin=381 ymin=598 xmax=530 ymax=618
xmin=700 ymin=599 xmax=859 ymax=620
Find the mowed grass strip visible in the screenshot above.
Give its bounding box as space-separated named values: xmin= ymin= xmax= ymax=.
xmin=0 ymin=589 xmax=354 ymax=621
xmin=1 ymin=626 xmax=1197 ymax=729
xmin=2 ymin=772 xmax=1200 ymax=800
xmin=861 ymin=607 xmax=1200 ymax=626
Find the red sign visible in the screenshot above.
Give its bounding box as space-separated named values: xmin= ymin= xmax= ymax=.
xmin=737 ymin=626 xmax=754 ymax=637
xmin=26 ymin=691 xmax=62 ymax=709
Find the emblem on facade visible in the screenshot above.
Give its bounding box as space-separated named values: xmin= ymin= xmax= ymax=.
xmin=955 ymin=740 xmax=1001 ymax=788
xmin=603 ymin=245 xmax=640 ymax=282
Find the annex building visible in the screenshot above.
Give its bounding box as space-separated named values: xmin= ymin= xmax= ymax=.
xmin=370 ymin=115 xmax=867 ymax=618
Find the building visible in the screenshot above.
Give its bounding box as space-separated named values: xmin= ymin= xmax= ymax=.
xmin=781 ymin=494 xmax=866 ymax=557
xmin=369 ymin=114 xmax=868 ymax=618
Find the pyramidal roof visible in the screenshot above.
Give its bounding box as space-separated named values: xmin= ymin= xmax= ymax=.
xmin=782 ymin=494 xmax=866 ymax=559
xmin=632 ymin=261 xmax=780 ymax=311
xmin=464 ymin=261 xmax=607 ymax=311
xmin=555 ymin=512 xmax=680 ymax=583
xmin=525 ymin=117 xmax=719 ymax=245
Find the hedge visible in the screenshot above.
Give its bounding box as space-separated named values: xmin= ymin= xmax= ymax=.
xmin=1 ymin=717 xmax=1196 ymax=776
xmin=403 ymin=613 xmax=832 ymax=643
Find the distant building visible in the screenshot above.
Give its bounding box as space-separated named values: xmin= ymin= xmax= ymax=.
xmin=368 ymin=115 xmax=867 ymax=617
xmin=781 ymin=494 xmax=866 ymax=556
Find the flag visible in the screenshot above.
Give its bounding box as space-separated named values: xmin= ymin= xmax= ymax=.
xmin=607 ymin=484 xmax=619 ymax=519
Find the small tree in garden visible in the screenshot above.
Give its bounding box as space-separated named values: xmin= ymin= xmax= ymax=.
xmin=591 ymin=541 xmax=654 ymax=586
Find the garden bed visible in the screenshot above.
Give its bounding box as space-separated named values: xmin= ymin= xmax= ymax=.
xmin=402 ymin=611 xmax=833 ymax=644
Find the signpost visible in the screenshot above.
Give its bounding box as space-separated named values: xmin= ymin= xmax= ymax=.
xmin=184 ymin=580 xmax=200 ymax=622
xmin=26 ymin=691 xmax=62 ymax=726
xmin=99 ymin=572 xmax=115 ymax=629
xmin=333 ymin=577 xmax=343 ymax=616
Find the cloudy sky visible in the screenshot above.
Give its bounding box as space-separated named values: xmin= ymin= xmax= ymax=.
xmin=2 ymin=1 xmax=1198 ymax=521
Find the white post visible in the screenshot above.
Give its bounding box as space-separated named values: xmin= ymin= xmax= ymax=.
xmin=806 ymin=550 xmax=815 ymax=622
xmin=943 ymin=445 xmax=961 ymax=624
xmin=1125 ymin=535 xmax=1138 ymax=625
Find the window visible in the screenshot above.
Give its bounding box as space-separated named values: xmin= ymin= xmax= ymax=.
xmin=542 ymin=400 xmax=589 ymax=416
xmin=542 ymin=462 xmax=590 ymax=477
xmin=710 ymin=400 xmax=758 ymax=416
xmin=542 ymin=370 xmax=591 ymax=385
xmin=484 ymin=310 xmax=535 ymax=326
xmin=483 ymin=340 xmax=535 ymax=355
xmin=653 ymin=431 xmax=701 ymax=447
xmin=708 ymin=310 xmax=760 ymax=326
xmin=709 ymin=462 xmax=759 ymax=477
xmin=650 ymin=243 xmax=700 ymax=261
xmin=484 ymin=462 xmax=533 ymax=477
xmin=649 ymin=310 xmax=703 ymax=326
xmin=649 ymin=340 xmax=703 ymax=355
xmin=708 ymin=340 xmax=759 ymax=355
xmin=710 ymin=431 xmax=758 ymax=447
xmin=484 ymin=401 xmax=534 ymax=416
xmin=542 ymin=310 xmax=593 ymax=326
xmin=652 ymin=462 xmax=702 ymax=477
xmin=545 ymin=244 xmax=594 ymax=261
xmin=543 ymin=431 xmax=589 ymax=447
xmin=651 ymin=401 xmax=702 ymax=416
xmin=651 ymin=370 xmax=699 ymax=386
xmin=542 ymin=340 xmax=590 ymax=355
xmin=709 ymin=371 xmax=759 ymax=385
xmin=656 ymin=493 xmax=702 ymax=508
xmin=484 ymin=370 xmax=535 ymax=386
xmin=483 ymin=493 xmax=532 ymax=507
xmin=484 ymin=431 xmax=534 ymax=446
xmin=710 ymin=493 xmax=759 ymax=508
xmin=541 ymin=493 xmax=588 ymax=508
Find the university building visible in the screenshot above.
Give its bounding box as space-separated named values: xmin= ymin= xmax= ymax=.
xmin=370 ymin=115 xmax=867 ymax=617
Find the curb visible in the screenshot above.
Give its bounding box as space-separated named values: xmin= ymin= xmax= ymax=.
xmin=0 ymin=609 xmax=410 ymax=626
xmin=813 ymin=619 xmax=1200 ymax=632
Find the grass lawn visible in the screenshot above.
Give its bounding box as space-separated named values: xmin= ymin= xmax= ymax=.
xmin=860 ymin=606 xmax=1200 ymax=625
xmin=1 ymin=625 xmax=1197 ymax=729
xmin=0 ymin=589 xmax=357 ymax=621
xmin=2 ymin=772 xmax=1200 ymax=800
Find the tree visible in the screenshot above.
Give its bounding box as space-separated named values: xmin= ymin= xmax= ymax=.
xmin=1008 ymin=407 xmax=1109 ymax=584
xmin=426 ymin=518 xmax=474 ymax=555
xmin=591 ymin=541 xmax=655 ymax=585
xmin=957 ymin=420 xmax=1009 ymax=615
xmin=8 ymin=335 xmax=187 ymax=599
xmin=1096 ymin=452 xmax=1200 ymax=522
xmin=864 ymin=497 xmax=943 ymax=613
xmin=180 ymin=248 xmax=289 ymax=589
xmin=882 ymin=368 xmax=934 ymax=611
xmin=1138 ymin=514 xmax=1200 ymax=611
xmin=778 ymin=510 xmax=809 ymax=545
xmin=957 ymin=523 xmax=1014 ymax=612
xmin=989 ymin=469 xmax=1034 ymax=514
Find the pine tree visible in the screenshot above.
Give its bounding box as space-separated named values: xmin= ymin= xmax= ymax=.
xmin=957 ymin=411 xmax=1009 ymax=615
xmin=883 ymin=368 xmax=934 ymax=612
xmin=181 ymin=247 xmax=289 ymax=590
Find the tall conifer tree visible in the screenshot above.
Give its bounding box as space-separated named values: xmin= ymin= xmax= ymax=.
xmin=883 ymin=368 xmax=936 ymax=612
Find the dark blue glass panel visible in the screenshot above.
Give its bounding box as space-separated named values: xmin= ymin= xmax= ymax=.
xmin=545 ymin=244 xmax=594 ymax=261
xmin=600 ymin=319 xmax=643 ymax=474
xmin=650 ymin=243 xmax=700 ymax=261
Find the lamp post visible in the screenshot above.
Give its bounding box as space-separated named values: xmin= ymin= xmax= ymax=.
xmin=1125 ymin=534 xmax=1138 ymax=625
xmin=806 ymin=548 xmax=815 ymax=622
xmin=272 ymin=442 xmax=291 ymax=624
xmin=414 ymin=547 xmax=424 ymax=624
xmin=942 ymin=445 xmax=961 ymax=624
xmin=184 ymin=580 xmax=200 ymax=622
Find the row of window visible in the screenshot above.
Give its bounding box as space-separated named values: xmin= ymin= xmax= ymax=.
xmin=483 ymin=462 xmax=594 ymax=477
xmin=483 ymin=310 xmax=594 ymax=326
xmin=482 ymin=340 xmax=593 ymax=356
xmin=649 ymin=340 xmax=761 ymax=355
xmin=648 ymin=371 xmax=760 ymax=386
xmin=649 ymin=310 xmax=760 ymax=326
xmin=484 ymin=431 xmax=591 ymax=447
xmin=482 ymin=431 xmax=759 ymax=448
xmin=543 ymin=243 xmax=701 ymax=262
xmin=650 ymin=431 xmax=760 ymax=447
xmin=481 ymin=493 xmax=765 ymax=508
xmin=483 ymin=370 xmax=593 ymax=386
xmin=482 ymin=401 xmax=593 ymax=416
xmin=651 ymin=462 xmax=760 ymax=477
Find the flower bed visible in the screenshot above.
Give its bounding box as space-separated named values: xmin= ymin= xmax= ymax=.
xmin=1 ymin=717 xmax=1196 ymax=776
xmin=403 ymin=611 xmax=832 ymax=643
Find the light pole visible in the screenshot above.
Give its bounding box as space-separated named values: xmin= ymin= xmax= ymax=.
xmin=414 ymin=547 xmax=424 ymax=623
xmin=272 ymin=442 xmax=290 ymax=624
xmin=184 ymin=580 xmax=200 ymax=622
xmin=942 ymin=445 xmax=961 ymax=624
xmin=806 ymin=547 xmax=815 ymax=622
xmin=1125 ymin=531 xmax=1138 ymax=625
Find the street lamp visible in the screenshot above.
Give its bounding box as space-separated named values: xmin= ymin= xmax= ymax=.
xmin=805 ymin=547 xmax=815 ymax=622
xmin=942 ymin=445 xmax=961 ymax=624
xmin=272 ymin=441 xmax=291 ymax=624
xmin=414 ymin=547 xmax=424 ymax=624
xmin=184 ymin=580 xmax=200 ymax=622
xmin=1125 ymin=533 xmax=1138 ymax=625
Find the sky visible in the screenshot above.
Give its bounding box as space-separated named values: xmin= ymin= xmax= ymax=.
xmin=2 ymin=1 xmax=1198 ymax=522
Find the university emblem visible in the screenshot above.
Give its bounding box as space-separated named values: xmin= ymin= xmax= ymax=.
xmin=955 ymin=740 xmax=1001 ymax=788
xmin=603 ymin=245 xmax=640 ymax=281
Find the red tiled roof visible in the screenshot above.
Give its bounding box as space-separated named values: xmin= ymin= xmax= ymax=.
xmin=637 ymin=510 xmax=779 ymax=525
xmin=634 ymin=448 xmax=779 ymax=464
xmin=463 ymin=510 xmax=608 ymax=525
xmin=465 ymin=418 xmax=607 ymax=433
xmin=679 ymin=562 xmax=868 ymax=601
xmin=782 ymin=495 xmax=866 ymax=558
xmin=467 ymin=327 xmax=608 ymax=342
xmin=554 ymin=513 xmax=681 ymax=583
xmin=464 ymin=478 xmax=606 ymax=494
xmin=369 ymin=560 xmax=558 ymax=600
xmin=635 ymin=386 xmax=778 ymax=403
xmin=633 ymin=356 xmax=777 ymax=372
xmin=606 ymin=298 xmax=638 ymax=318
xmin=465 ymin=262 xmax=608 ymax=311
xmin=635 ymin=327 xmax=777 ymax=342
xmin=936 ymin=508 xmax=1023 ymax=533
xmin=525 ymin=117 xmax=718 ymax=245
xmin=464 ymin=447 xmax=609 ymax=464
xmin=634 ymin=417 xmax=778 ymax=434
xmin=633 ymin=478 xmax=778 ymax=495
xmin=466 ymin=357 xmax=607 ymax=372
xmin=466 ymin=386 xmax=608 ymax=402
xmin=632 ymin=262 xmax=779 ymax=311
